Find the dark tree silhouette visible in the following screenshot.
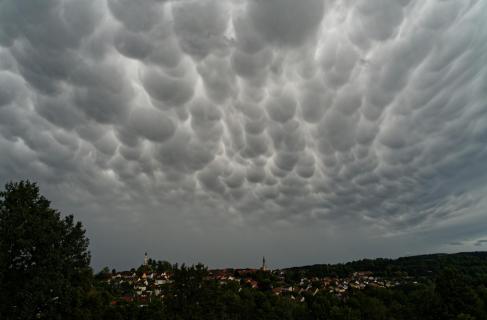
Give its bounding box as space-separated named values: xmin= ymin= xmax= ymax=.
xmin=0 ymin=181 xmax=92 ymax=319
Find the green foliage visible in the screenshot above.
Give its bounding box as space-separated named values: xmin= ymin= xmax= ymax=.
xmin=434 ymin=268 xmax=486 ymax=320
xmin=0 ymin=180 xmax=92 ymax=319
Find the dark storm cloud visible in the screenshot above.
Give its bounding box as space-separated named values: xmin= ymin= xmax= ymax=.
xmin=1 ymin=0 xmax=487 ymax=269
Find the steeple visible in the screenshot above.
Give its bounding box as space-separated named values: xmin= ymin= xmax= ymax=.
xmin=144 ymin=252 xmax=148 ymax=266
xmin=261 ymin=256 xmax=267 ymax=271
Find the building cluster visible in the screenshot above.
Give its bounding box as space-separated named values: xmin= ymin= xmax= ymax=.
xmin=102 ymin=254 xmax=410 ymax=305
xmin=209 ymin=269 xmax=404 ymax=300
xmin=104 ymin=270 xmax=173 ymax=305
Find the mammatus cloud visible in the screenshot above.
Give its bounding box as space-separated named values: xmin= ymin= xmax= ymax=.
xmin=1 ymin=0 xmax=487 ymax=269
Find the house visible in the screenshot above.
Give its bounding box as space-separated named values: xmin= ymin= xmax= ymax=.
xmin=245 ymin=279 xmax=258 ymax=288
xmin=272 ymin=287 xmax=283 ymax=295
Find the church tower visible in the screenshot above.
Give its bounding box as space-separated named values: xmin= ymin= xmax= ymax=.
xmin=144 ymin=252 xmax=148 ymax=266
xmin=261 ymin=256 xmax=267 ymax=271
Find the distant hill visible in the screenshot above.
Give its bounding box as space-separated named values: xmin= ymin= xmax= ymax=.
xmin=285 ymin=251 xmax=487 ymax=281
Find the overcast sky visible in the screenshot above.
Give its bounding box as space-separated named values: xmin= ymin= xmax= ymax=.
xmin=1 ymin=0 xmax=487 ymax=271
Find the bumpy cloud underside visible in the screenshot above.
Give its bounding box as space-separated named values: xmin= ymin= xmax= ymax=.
xmin=1 ymin=0 xmax=487 ymax=267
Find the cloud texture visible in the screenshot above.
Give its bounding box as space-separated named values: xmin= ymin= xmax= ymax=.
xmin=1 ymin=0 xmax=487 ymax=269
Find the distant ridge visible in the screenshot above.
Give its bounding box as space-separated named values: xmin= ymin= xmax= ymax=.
xmin=285 ymin=251 xmax=487 ymax=278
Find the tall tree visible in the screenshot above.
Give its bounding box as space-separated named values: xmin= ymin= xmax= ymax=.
xmin=0 ymin=181 xmax=92 ymax=319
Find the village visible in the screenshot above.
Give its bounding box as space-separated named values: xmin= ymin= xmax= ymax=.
xmin=101 ymin=254 xmax=414 ymax=305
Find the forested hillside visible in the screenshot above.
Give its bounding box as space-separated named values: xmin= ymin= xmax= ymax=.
xmin=287 ymin=252 xmax=487 ymax=280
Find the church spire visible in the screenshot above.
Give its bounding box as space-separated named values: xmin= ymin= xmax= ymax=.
xmin=144 ymin=252 xmax=148 ymax=266
xmin=261 ymin=256 xmax=267 ymax=271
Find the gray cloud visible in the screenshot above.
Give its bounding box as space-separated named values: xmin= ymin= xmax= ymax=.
xmin=449 ymin=242 xmax=463 ymax=246
xmin=475 ymin=240 xmax=487 ymax=247
xmin=1 ymin=0 xmax=487 ymax=270
xmin=248 ymin=0 xmax=325 ymax=46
